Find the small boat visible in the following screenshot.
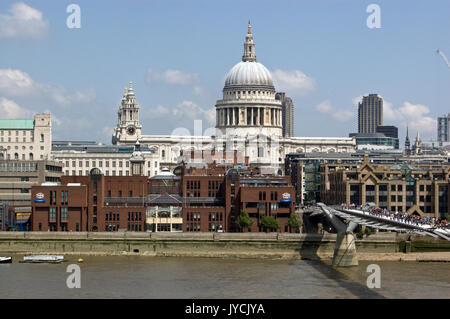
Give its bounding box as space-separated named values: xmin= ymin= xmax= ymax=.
xmin=21 ymin=255 xmax=65 ymax=263
xmin=0 ymin=257 xmax=12 ymax=264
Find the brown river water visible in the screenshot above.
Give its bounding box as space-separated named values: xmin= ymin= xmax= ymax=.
xmin=0 ymin=255 xmax=449 ymax=298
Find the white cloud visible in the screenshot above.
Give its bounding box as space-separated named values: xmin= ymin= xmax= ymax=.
xmin=316 ymin=100 xmax=354 ymax=122
xmin=0 ymin=69 xmax=34 ymax=95
xmin=144 ymin=100 xmax=215 ymax=131
xmin=0 ymin=97 xmax=34 ymax=118
xmin=0 ymin=2 xmax=48 ymax=39
xmin=147 ymin=69 xmax=199 ymax=86
xmin=172 ymin=101 xmax=215 ymax=126
xmin=271 ymin=69 xmax=316 ymax=95
xmin=0 ymin=68 xmax=96 ymax=107
xmin=384 ymin=101 xmax=436 ymax=135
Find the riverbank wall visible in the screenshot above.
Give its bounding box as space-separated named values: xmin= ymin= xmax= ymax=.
xmin=1 ymin=231 xmax=448 ymax=260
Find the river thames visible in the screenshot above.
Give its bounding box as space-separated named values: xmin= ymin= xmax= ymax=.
xmin=0 ymin=256 xmax=449 ymax=298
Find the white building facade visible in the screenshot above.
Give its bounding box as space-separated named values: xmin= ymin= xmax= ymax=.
xmin=0 ymin=114 xmax=52 ymax=161
xmin=111 ymin=22 xmax=356 ymax=174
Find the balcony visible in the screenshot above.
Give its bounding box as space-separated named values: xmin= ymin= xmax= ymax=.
xmin=183 ymin=197 xmax=224 ymax=206
xmin=104 ymin=197 xmax=145 ymax=207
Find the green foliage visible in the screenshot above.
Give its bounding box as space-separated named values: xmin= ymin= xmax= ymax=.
xmin=443 ymin=213 xmax=449 ymax=221
xmin=235 ymin=210 xmax=253 ymax=230
xmin=260 ymin=215 xmax=280 ymax=231
xmin=288 ymin=213 xmax=301 ymax=230
xmin=364 ymin=227 xmax=373 ymax=237
xmin=356 ymin=228 xmax=364 ymax=240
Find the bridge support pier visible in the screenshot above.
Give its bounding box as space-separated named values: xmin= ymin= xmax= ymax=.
xmin=332 ymin=233 xmax=358 ymax=267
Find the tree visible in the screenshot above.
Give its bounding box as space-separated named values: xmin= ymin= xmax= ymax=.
xmin=288 ymin=213 xmax=301 ymax=233
xmin=260 ymin=216 xmax=280 ymax=232
xmin=364 ymin=226 xmax=373 ymax=237
xmin=235 ymin=210 xmax=253 ymax=232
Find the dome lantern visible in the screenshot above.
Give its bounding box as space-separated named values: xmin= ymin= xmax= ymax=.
xmin=242 ymin=20 xmax=256 ymax=62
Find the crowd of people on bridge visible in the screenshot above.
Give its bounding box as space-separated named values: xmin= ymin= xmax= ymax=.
xmin=341 ymin=203 xmax=449 ymax=229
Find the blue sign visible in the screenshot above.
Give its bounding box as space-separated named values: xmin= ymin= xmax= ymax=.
xmin=34 ymin=199 xmax=46 ymax=203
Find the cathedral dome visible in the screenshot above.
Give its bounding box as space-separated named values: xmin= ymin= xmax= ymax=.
xmin=224 ymin=61 xmax=274 ymax=88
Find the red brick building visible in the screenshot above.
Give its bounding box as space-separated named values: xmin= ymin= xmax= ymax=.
xmin=31 ymin=168 xmax=147 ymax=232
xmin=31 ymin=151 xmax=296 ymax=233
xmin=180 ymin=154 xmax=296 ymax=233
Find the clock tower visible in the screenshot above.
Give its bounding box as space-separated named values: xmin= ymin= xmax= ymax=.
xmin=112 ymin=81 xmax=142 ymax=145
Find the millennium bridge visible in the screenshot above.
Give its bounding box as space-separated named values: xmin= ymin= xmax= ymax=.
xmin=310 ymin=203 xmax=450 ymax=267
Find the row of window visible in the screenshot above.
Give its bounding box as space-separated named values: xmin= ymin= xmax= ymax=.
xmin=208 ymin=212 xmax=223 ymax=221
xmin=65 ymin=170 xmax=154 ymax=176
xmin=186 ymin=212 xmax=200 ymax=221
xmin=187 ymin=180 xmax=201 ymax=190
xmin=186 ymin=223 xmax=201 ymax=232
xmin=62 ymin=160 xmax=158 ymax=168
xmin=49 ymin=207 xmax=68 ymax=221
xmin=38 ymin=222 xmax=80 ymax=231
xmin=0 ymin=153 xmax=41 ymax=160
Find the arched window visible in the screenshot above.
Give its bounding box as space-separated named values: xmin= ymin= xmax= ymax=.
xmin=162 ymin=150 xmax=165 ymax=159
xmin=29 ymin=153 xmax=33 ymax=160
xmin=14 ymin=153 xmax=18 ymax=160
xmin=40 ymin=134 xmax=44 ymax=142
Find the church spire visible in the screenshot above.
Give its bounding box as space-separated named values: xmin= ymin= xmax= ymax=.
xmin=242 ymin=20 xmax=256 ymax=62
xmin=405 ymin=125 xmax=411 ymax=154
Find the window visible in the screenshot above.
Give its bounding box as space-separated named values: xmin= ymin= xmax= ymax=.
xmin=40 ymin=134 xmax=44 ymax=142
xmin=49 ymin=207 xmax=56 ymax=220
xmin=61 ymin=208 xmax=68 ymax=221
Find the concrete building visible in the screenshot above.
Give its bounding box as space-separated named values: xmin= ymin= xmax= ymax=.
xmin=0 ymin=160 xmax=63 ymax=207
xmin=0 ymin=114 xmax=52 ymax=161
xmin=376 ymin=125 xmax=398 ymax=139
xmin=51 ymin=141 xmax=159 ymax=177
xmin=438 ymin=113 xmax=450 ymax=145
xmin=275 ymin=92 xmax=294 ymax=138
xmin=358 ymin=94 xmax=383 ymax=134
xmin=320 ymin=154 xmax=450 ymax=219
xmin=285 ymin=151 xmax=449 ymax=206
xmin=349 ymin=132 xmax=399 ymax=150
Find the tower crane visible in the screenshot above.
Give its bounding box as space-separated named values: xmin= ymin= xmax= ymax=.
xmin=437 ymin=49 xmax=450 ymax=68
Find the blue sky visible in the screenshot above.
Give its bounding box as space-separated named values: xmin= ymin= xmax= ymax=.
xmin=0 ymin=0 xmax=449 ymax=144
